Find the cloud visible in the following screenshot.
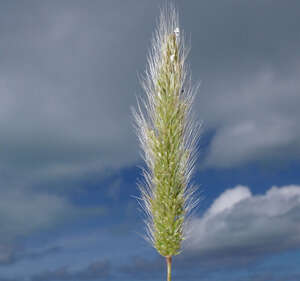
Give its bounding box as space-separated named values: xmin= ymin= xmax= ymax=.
xmin=201 ymin=67 xmax=300 ymax=168
xmin=0 ymin=188 xmax=72 ymax=240
xmin=118 ymin=185 xmax=300 ymax=280
xmin=0 ymin=187 xmax=105 ymax=241
xmin=177 ymin=1 xmax=300 ymax=169
xmin=183 ymin=184 xmax=300 ymax=266
xmin=30 ymin=260 xmax=110 ymax=281
xmin=0 ymin=0 xmax=153 ymax=188
xmin=0 ymin=0 xmax=299 ymax=189
xmin=0 ymin=186 xmax=106 ymax=266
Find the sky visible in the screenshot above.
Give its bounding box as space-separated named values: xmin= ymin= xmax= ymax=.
xmin=0 ymin=1 xmax=300 ymax=280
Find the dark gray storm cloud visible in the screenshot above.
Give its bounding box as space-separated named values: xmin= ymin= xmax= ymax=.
xmin=179 ymin=1 xmax=300 ymax=168
xmin=1 ymin=0 xmax=299 ymax=183
xmin=0 ymin=0 xmax=153 ymax=185
xmin=0 ymin=0 xmax=157 ymax=245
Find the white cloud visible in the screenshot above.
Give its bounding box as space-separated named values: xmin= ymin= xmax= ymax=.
xmin=184 ymin=185 xmax=300 ymax=264
xmin=206 ymin=185 xmax=251 ymax=216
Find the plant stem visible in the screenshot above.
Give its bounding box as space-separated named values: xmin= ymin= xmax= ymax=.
xmin=166 ymin=256 xmax=172 ymax=281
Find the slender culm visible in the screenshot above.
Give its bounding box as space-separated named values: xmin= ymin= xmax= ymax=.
xmin=132 ymin=3 xmax=201 ymax=281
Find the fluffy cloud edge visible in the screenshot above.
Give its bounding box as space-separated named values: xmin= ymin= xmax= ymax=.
xmin=183 ymin=184 xmax=300 ymax=265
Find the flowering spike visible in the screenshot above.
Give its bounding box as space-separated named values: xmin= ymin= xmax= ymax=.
xmin=132 ymin=3 xmax=201 ymax=260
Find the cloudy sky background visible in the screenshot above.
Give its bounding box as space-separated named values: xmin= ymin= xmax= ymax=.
xmin=1 ymin=1 xmax=300 ymax=280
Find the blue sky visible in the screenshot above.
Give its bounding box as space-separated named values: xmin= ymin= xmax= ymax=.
xmin=1 ymin=1 xmax=300 ymax=281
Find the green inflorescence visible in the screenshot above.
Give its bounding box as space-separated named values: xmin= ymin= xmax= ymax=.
xmin=133 ymin=5 xmax=200 ymax=264
xmin=148 ymin=32 xmax=189 ymax=257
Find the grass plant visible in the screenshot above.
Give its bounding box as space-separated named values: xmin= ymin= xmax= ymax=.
xmin=132 ymin=3 xmax=201 ymax=281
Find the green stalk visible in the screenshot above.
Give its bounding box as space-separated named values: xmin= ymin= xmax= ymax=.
xmin=132 ymin=3 xmax=201 ymax=281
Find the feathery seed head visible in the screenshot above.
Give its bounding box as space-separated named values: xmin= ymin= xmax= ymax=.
xmin=132 ymin=3 xmax=201 ymax=257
